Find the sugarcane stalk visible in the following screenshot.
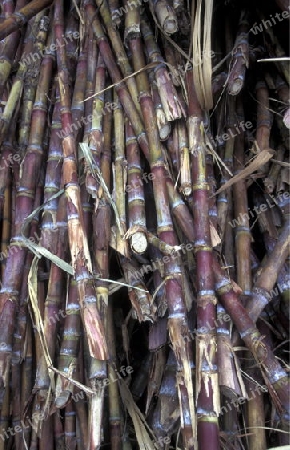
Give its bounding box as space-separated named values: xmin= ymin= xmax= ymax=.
xmin=0 ymin=384 xmax=10 ymax=450
xmin=0 ymin=12 xmax=48 ymax=148
xmin=162 ymin=37 xmax=182 ymax=86
xmin=233 ymin=99 xmax=267 ymax=450
xmin=109 ymin=0 xmax=122 ymax=28
xmin=64 ymin=8 xmax=80 ymax=82
xmin=82 ymin=26 xmax=98 ymax=145
xmin=74 ymin=345 xmax=89 ymax=450
xmin=124 ymin=0 xmax=140 ymax=44
xmin=217 ymin=96 xmax=236 ymax=240
xmin=85 ymin=51 xmax=104 ymax=198
xmin=150 ymin=72 xmax=171 ymax=141
xmin=145 ymin=347 xmax=167 ymax=414
xmin=54 ymin=278 xmax=81 ymax=408
xmin=232 ymin=101 xmax=252 ymax=297
xmin=85 ymin=88 xmax=113 ymax=448
xmin=107 ymin=301 xmax=123 ymax=450
xmin=54 ymin=0 xmax=108 ymax=360
xmin=12 ymin=181 xmax=43 ymax=443
xmin=166 ymin=176 xmax=290 ymax=423
xmin=212 ymin=258 xmax=290 ymax=421
xmin=20 ymin=319 xmax=33 ymax=447
xmin=262 ymin=18 xmax=290 ymax=85
xmin=256 ymin=79 xmax=272 ymax=177
xmin=0 ymin=0 xmax=53 ymax=41
xmin=177 ymin=119 xmax=191 ymax=196
xmin=150 ymin=0 xmax=178 ymax=34
xmin=94 ymin=0 xmax=141 ymax=115
xmin=0 ymin=0 xmax=26 ymax=98
xmin=39 ymin=81 xmax=63 ymax=253
xmin=141 ymin=17 xmax=186 ymax=122
xmin=85 ymin=0 xmax=149 ymax=159
xmin=113 ymin=93 xmax=129 ymax=257
xmin=186 ymin=70 xmax=220 ymax=450
xmin=220 ymin=402 xmax=243 ymax=450
xmin=246 ymin=218 xmax=290 ymax=323
xmin=120 ymin=256 xmax=156 ymax=321
xmin=264 ymin=145 xmax=285 ymax=194
xmin=64 ymin=402 xmax=77 ymax=450
xmin=217 ymin=303 xmax=245 ymax=399
xmin=150 ymin=351 xmax=180 ymax=445
xmin=0 ymin=15 xmax=52 ymax=402
xmin=18 ymin=14 xmax=51 ymax=156
xmin=1 ymin=184 xmax=11 ymax=277
xmin=0 ymin=104 xmax=16 ymax=225
xmin=125 ymin=119 xmax=148 ymax=254
xmin=227 ymin=11 xmax=249 ymax=96
xmin=54 ymin=412 xmax=66 ymax=450
xmin=166 ymin=130 xmax=179 ymax=175
xmin=131 ymin=353 xmax=153 ymax=401
xmin=71 ymin=33 xmax=88 ymax=142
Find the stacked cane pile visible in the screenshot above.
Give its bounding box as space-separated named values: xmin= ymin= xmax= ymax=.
xmin=0 ymin=0 xmax=289 ymax=449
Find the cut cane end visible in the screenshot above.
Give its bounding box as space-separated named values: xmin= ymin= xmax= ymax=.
xmin=55 ymin=390 xmax=71 ymax=409
xmin=181 ymin=185 xmax=192 ymax=197
xmin=130 ymin=232 xmax=147 ymax=254
xmin=164 ymin=20 xmax=178 ymax=35
xmin=159 ymin=123 xmax=171 ymax=141
xmin=228 ymin=80 xmax=243 ymax=96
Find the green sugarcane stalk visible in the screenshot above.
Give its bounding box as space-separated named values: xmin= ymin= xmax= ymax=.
xmin=256 ymin=79 xmax=272 ymax=177
xmin=0 ymin=12 xmax=48 ymax=148
xmin=85 ymin=0 xmax=150 ymax=159
xmin=109 ymin=0 xmax=122 ymax=28
xmin=124 ymin=0 xmax=140 ymax=44
xmin=82 ymin=27 xmax=98 ymax=149
xmin=0 ymin=0 xmax=26 ymax=98
xmin=0 ymin=0 xmax=53 ymax=41
xmin=150 ymin=0 xmax=178 ymax=34
xmin=217 ymin=96 xmax=236 ymax=240
xmin=233 ymin=99 xmax=267 ymax=450
xmin=125 ymin=119 xmax=148 ymax=254
xmin=178 ymin=119 xmax=191 ymax=196
xmin=0 ymin=117 xmax=17 ymax=223
xmin=64 ymin=402 xmax=77 ymax=450
xmin=71 ymin=32 xmax=88 ymax=142
xmin=94 ymin=0 xmax=141 ymax=115
xmin=86 ymin=51 xmax=104 ymax=198
xmin=113 ymin=93 xmax=129 ymax=257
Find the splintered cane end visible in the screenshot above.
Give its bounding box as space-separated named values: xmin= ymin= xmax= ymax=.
xmin=130 ymin=232 xmax=148 ymax=254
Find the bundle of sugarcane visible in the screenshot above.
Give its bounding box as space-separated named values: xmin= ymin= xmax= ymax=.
xmin=0 ymin=0 xmax=289 ymax=449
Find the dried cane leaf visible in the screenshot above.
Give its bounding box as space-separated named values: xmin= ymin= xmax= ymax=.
xmin=214 ymin=148 xmax=275 ymax=196
xmin=119 ymin=379 xmax=157 ymax=450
